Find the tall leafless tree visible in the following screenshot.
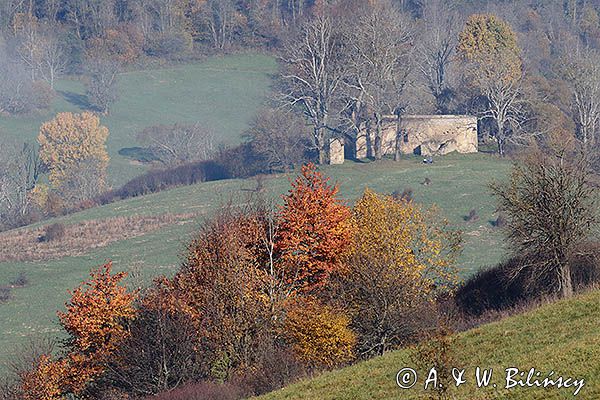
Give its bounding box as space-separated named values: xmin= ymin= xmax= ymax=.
xmin=279 ymin=12 xmax=346 ymax=164
xmin=14 ymin=16 xmax=41 ymax=82
xmin=37 ymin=29 xmax=67 ymax=89
xmin=417 ymin=0 xmax=460 ymax=114
xmin=344 ymin=0 xmax=413 ymax=160
xmin=480 ymin=66 xmax=528 ymax=156
xmin=491 ymin=145 xmax=597 ymax=298
xmin=85 ymin=57 xmax=120 ymax=114
xmin=559 ymin=48 xmax=600 ymax=148
xmin=0 ymin=141 xmax=40 ymax=228
xmin=245 ymin=107 xmax=313 ymax=171
xmin=198 ymin=0 xmax=241 ymax=50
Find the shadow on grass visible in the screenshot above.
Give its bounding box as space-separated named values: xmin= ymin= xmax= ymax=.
xmin=57 ymin=90 xmax=91 ymax=110
xmin=118 ymin=147 xmax=160 ymax=163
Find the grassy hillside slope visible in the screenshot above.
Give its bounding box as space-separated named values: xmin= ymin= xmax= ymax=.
xmin=257 ymin=289 xmax=600 ymax=400
xmin=0 ymin=154 xmax=510 ymax=370
xmin=0 ymin=54 xmax=277 ymax=186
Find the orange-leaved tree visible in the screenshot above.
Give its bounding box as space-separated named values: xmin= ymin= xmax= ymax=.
xmin=277 ymin=163 xmax=354 ymax=293
xmin=144 ymin=205 xmax=271 ymax=380
xmin=19 ymin=262 xmax=137 ymax=398
xmin=58 ymin=262 xmax=137 ymax=395
xmin=19 ymin=354 xmax=70 ymax=400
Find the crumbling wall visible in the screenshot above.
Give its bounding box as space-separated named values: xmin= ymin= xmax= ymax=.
xmin=354 ymin=115 xmax=478 ymax=159
xmin=328 ymin=137 xmax=345 ymax=165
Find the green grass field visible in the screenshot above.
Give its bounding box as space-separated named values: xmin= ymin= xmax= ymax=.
xmin=0 ymin=54 xmax=277 ymax=186
xmin=256 ymin=288 xmax=600 ymax=400
xmin=0 ymin=153 xmax=511 ymax=370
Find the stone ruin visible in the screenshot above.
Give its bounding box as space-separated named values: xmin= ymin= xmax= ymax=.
xmin=328 ymin=114 xmax=478 ymax=164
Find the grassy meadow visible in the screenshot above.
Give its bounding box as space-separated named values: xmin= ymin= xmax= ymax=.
xmin=256 ymin=288 xmax=600 ymax=400
xmin=0 ymin=153 xmax=511 ymax=369
xmin=0 ymin=54 xmax=277 ymax=186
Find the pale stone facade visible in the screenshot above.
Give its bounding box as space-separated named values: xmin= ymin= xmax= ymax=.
xmin=328 ymin=114 xmax=478 ymax=163
xmin=328 ymin=137 xmax=345 ymax=165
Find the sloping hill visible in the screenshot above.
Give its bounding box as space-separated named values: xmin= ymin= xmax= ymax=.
xmin=0 ymin=54 xmax=277 ymax=186
xmin=0 ymin=154 xmax=510 ymax=370
xmin=257 ymin=289 xmax=600 ymax=400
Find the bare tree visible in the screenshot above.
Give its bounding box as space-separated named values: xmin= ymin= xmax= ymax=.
xmin=103 ymin=307 xmax=203 ymax=396
xmin=491 ymin=145 xmax=597 ymax=298
xmin=56 ymin=158 xmax=108 ymax=205
xmin=480 ymin=66 xmax=528 ymax=156
xmin=559 ymin=48 xmax=600 ymax=148
xmin=85 ymin=58 xmax=120 ymax=114
xmin=279 ymin=11 xmax=346 ymax=164
xmin=245 ymin=107 xmax=313 ymax=171
xmin=344 ymin=0 xmax=413 ymax=160
xmin=0 ymin=39 xmax=54 ymax=115
xmin=37 ymin=29 xmax=67 ymax=89
xmin=136 ymin=123 xmax=216 ymax=166
xmin=138 ymin=0 xmax=187 ymax=35
xmin=0 ymin=140 xmax=40 ymax=229
xmin=14 ymin=17 xmax=41 ymax=82
xmin=197 ymin=0 xmax=242 ymax=50
xmin=0 ymin=50 xmax=28 ymax=115
xmin=65 ymin=0 xmax=117 ymax=39
xmin=417 ymin=0 xmax=460 ymax=114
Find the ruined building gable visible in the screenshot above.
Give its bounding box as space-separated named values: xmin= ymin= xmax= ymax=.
xmin=328 ymin=114 xmax=478 ymax=164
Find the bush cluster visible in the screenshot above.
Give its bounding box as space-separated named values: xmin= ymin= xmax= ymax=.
xmin=456 ymin=242 xmax=600 ymax=316
xmin=98 ymin=160 xmax=229 ymax=204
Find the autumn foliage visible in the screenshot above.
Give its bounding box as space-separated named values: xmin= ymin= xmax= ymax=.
xmin=339 ymin=189 xmax=460 ymax=356
xmin=16 ymin=164 xmax=461 ymax=398
xmin=144 ymin=207 xmax=271 ymax=378
xmin=351 ymin=189 xmax=460 ymax=292
xmin=277 ymin=163 xmax=354 ymax=292
xmin=19 ymin=262 xmax=137 ymax=398
xmin=457 ymin=14 xmax=522 ymax=85
xmin=283 ymin=297 xmax=356 ymax=368
xmin=58 ymin=262 xmax=137 ymax=394
xmin=38 ymin=111 xmax=110 ymax=193
xmin=19 ymin=355 xmax=69 ymax=400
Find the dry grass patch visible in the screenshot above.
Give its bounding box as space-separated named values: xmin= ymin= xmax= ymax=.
xmin=0 ymin=214 xmax=196 ymax=262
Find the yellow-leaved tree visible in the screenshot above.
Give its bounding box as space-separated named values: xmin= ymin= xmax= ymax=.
xmin=339 ymin=189 xmax=461 ymax=357
xmin=38 ymin=112 xmax=110 ymax=200
xmin=457 ymin=14 xmax=523 ymax=156
xmin=283 ymin=297 xmax=356 ymax=369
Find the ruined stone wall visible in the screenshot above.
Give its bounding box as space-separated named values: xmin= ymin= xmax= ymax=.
xmin=354 ymin=115 xmax=478 ymax=159
xmin=328 ymin=137 xmax=345 ymax=165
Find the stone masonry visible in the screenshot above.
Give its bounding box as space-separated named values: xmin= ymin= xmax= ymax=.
xmin=328 ymin=114 xmax=478 ymax=164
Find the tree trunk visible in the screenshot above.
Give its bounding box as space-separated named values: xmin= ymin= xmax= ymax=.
xmin=315 ymin=126 xmax=326 ymax=164
xmin=496 ymin=119 xmax=505 ymax=157
xmin=497 ymin=137 xmax=505 ymax=157
xmin=374 ymin=114 xmax=383 ymax=160
xmin=559 ymin=263 xmax=573 ymax=298
xmin=394 ymin=115 xmax=402 ymax=161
